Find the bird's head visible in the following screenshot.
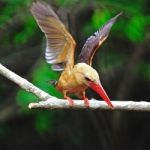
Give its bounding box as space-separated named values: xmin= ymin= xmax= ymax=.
xmin=73 ymin=63 xmax=113 ymax=108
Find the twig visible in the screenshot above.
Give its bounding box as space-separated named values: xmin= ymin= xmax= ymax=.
xmin=1 ymin=63 xmax=150 ymax=111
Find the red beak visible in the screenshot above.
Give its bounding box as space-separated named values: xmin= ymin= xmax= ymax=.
xmin=89 ymin=81 xmax=114 ymax=109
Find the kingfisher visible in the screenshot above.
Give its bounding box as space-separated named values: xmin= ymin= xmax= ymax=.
xmin=31 ymin=1 xmax=121 ymax=108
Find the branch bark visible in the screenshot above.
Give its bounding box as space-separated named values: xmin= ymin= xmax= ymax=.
xmin=28 ymin=99 xmax=150 ymax=111
xmin=1 ymin=63 xmax=150 ymax=111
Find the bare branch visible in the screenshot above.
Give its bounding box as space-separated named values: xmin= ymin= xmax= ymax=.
xmin=1 ymin=63 xmax=150 ymax=111
xmin=28 ymin=99 xmax=150 ymax=111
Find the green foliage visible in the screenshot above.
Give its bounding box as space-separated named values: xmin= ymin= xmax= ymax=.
xmin=14 ymin=16 xmax=37 ymax=45
xmin=16 ymin=89 xmax=37 ymax=114
xmin=125 ymin=15 xmax=146 ymax=43
xmin=56 ymin=0 xmax=71 ymax=6
xmin=0 ymin=5 xmax=17 ymax=27
xmin=92 ymin=9 xmax=111 ymax=30
xmin=82 ymin=9 xmax=119 ymax=38
xmin=16 ymin=90 xmax=37 ymax=106
xmin=35 ymin=111 xmax=55 ymax=135
xmin=81 ymin=0 xmax=150 ymax=45
xmin=101 ymin=0 xmax=145 ymax=14
xmin=56 ymin=0 xmax=88 ymax=6
xmin=137 ymin=62 xmax=150 ymax=81
xmin=0 ymin=0 xmax=36 ymax=47
xmin=4 ymin=0 xmax=31 ymax=5
xmin=0 ymin=0 xmax=31 ymax=26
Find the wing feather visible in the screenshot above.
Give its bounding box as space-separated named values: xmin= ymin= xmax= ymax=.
xmin=31 ymin=2 xmax=76 ymax=71
xmin=78 ymin=13 xmax=122 ymax=66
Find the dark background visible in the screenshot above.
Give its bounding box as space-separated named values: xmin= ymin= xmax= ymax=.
xmin=0 ymin=0 xmax=150 ymax=150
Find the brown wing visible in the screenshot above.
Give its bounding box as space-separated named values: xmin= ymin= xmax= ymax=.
xmin=31 ymin=2 xmax=76 ymax=71
xmin=78 ymin=13 xmax=122 ymax=66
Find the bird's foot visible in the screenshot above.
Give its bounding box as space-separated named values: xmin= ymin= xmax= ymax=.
xmin=83 ymin=96 xmax=90 ymax=107
xmin=64 ymin=96 xmax=74 ymax=107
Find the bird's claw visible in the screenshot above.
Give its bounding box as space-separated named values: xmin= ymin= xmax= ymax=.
xmin=64 ymin=96 xmax=74 ymax=107
xmin=83 ymin=97 xmax=90 ymax=107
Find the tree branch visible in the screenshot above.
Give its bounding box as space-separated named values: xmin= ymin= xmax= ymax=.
xmin=28 ymin=99 xmax=150 ymax=111
xmin=1 ymin=63 xmax=150 ymax=111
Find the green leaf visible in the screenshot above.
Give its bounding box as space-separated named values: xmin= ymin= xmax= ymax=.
xmin=125 ymin=15 xmax=146 ymax=43
xmin=92 ymin=9 xmax=111 ymax=30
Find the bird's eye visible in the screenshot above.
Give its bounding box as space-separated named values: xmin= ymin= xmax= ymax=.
xmin=85 ymin=77 xmax=91 ymax=81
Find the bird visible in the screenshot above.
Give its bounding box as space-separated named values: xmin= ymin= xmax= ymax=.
xmin=30 ymin=1 xmax=121 ymax=109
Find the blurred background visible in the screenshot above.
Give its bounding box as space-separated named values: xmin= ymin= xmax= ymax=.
xmin=0 ymin=0 xmax=150 ymax=150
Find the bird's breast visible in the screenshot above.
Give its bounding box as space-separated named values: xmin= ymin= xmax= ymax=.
xmin=56 ymin=69 xmax=87 ymax=93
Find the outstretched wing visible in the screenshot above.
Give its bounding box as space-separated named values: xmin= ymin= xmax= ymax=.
xmin=78 ymin=13 xmax=122 ymax=66
xmin=31 ymin=2 xmax=76 ymax=71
